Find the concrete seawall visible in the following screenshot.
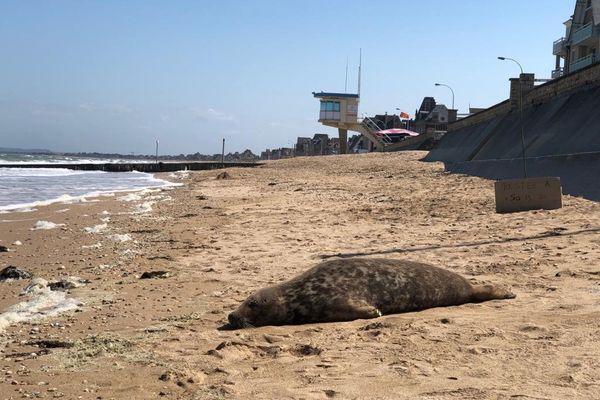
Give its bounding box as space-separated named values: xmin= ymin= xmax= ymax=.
xmin=425 ymin=78 xmax=600 ymax=201
xmin=441 ymin=152 xmax=600 ymax=201
xmin=0 ymin=161 xmax=262 ymax=172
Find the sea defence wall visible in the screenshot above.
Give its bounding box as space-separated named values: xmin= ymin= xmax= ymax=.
xmin=0 ymin=161 xmax=262 ymax=173
xmin=425 ymin=64 xmax=600 ymax=201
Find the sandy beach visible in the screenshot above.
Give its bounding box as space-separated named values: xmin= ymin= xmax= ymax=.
xmin=1 ymin=151 xmax=599 ymax=399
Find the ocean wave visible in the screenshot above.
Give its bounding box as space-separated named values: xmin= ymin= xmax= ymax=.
xmin=0 ymin=168 xmax=105 ymax=178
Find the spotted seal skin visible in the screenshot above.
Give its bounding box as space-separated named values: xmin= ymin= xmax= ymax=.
xmin=226 ymin=258 xmax=515 ymax=329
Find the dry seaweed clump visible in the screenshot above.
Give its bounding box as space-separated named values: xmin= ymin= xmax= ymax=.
xmin=61 ymin=334 xmax=137 ymax=369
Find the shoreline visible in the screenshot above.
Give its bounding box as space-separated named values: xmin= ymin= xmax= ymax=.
xmin=0 ymin=169 xmax=183 ymax=213
xmin=1 ymin=151 xmax=599 ymax=399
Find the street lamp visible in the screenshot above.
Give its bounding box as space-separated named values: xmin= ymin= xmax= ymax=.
xmin=497 ymin=56 xmax=524 ymax=74
xmin=498 ymin=56 xmax=527 ymax=178
xmin=434 ymin=83 xmax=455 ymax=110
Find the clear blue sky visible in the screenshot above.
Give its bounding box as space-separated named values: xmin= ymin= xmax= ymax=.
xmin=0 ymin=0 xmax=574 ymax=155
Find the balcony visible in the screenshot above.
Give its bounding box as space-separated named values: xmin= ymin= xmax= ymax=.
xmin=553 ymin=37 xmax=567 ymax=56
xmin=571 ymin=22 xmax=594 ymax=45
xmin=570 ymin=53 xmax=597 ymax=72
xmin=551 ymin=68 xmax=564 ymax=79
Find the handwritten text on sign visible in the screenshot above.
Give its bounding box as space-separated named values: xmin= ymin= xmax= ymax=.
xmin=494 ymin=177 xmax=562 ymax=213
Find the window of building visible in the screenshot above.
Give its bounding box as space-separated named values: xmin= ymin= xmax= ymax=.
xmin=319 ymin=101 xmax=341 ymax=121
xmin=320 ymin=101 xmax=340 ymax=112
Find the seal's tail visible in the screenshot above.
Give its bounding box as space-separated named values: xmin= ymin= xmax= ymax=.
xmin=470 ymin=284 xmax=516 ymax=302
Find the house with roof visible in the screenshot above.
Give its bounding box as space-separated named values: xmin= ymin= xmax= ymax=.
xmin=553 ymin=0 xmax=600 ymax=78
xmin=413 ymin=97 xmax=457 ymax=134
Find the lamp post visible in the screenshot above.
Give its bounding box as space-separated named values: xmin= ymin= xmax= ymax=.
xmin=498 ymin=56 xmax=527 ymax=178
xmin=155 ymin=140 xmax=159 ymax=164
xmin=434 ymin=83 xmax=455 ymax=110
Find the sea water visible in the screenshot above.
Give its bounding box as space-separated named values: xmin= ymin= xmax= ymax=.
xmin=0 ymin=153 xmax=175 ymax=212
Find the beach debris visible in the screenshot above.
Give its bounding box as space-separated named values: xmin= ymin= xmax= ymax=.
xmin=48 ymin=276 xmax=91 ymax=291
xmin=20 ymin=276 xmax=89 ymax=293
xmin=140 ymin=270 xmax=172 ymax=279
xmin=22 ymin=278 xmax=50 ymax=294
xmin=216 ymin=171 xmax=231 ymax=180
xmin=28 ymin=339 xmax=76 ymax=349
xmin=31 ymin=220 xmax=65 ymax=230
xmin=0 ymin=245 xmax=9 ymax=252
xmin=290 ymin=344 xmax=322 ymax=357
xmin=0 ymin=266 xmax=32 ymax=281
xmin=12 ymin=240 xmax=22 ymax=246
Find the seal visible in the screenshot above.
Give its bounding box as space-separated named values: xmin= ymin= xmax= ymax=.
xmin=226 ymin=258 xmax=515 ymax=329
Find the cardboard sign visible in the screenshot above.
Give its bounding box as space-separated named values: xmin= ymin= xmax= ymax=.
xmin=494 ymin=177 xmax=562 ymax=213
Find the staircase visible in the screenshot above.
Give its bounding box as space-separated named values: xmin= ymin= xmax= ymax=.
xmin=358 ymin=117 xmax=392 ymax=151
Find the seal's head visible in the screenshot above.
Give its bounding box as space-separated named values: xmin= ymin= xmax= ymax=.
xmin=227 ymin=287 xmax=286 ymax=329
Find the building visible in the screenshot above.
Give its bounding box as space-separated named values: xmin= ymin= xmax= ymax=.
xmin=553 ymin=0 xmax=600 ymax=78
xmin=369 ymin=114 xmax=406 ymax=130
xmin=295 ymin=134 xmax=340 ymax=156
xmin=413 ymin=97 xmax=457 ymax=134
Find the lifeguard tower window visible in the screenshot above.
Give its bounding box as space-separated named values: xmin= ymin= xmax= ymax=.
xmin=320 ymin=101 xmax=341 ymax=121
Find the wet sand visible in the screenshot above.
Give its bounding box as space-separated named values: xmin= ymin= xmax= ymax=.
xmin=1 ymin=151 xmax=599 ymax=399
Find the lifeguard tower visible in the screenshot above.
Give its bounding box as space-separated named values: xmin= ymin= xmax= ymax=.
xmin=312 ymin=92 xmax=361 ymax=154
xmin=312 ymin=53 xmax=434 ymax=153
xmin=312 ymin=91 xmax=396 ymax=153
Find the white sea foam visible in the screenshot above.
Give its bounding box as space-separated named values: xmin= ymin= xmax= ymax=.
xmin=0 ymin=207 xmax=37 ymax=214
xmin=169 ymin=170 xmax=190 ymax=179
xmin=0 ymin=280 xmax=80 ymax=334
xmin=110 ymin=234 xmax=132 ymax=242
xmin=31 ymin=220 xmax=65 ymax=230
xmin=82 ymin=242 xmax=102 ymax=249
xmin=84 ymin=223 xmax=108 ymax=234
xmin=132 ymin=202 xmax=154 ymax=213
xmin=118 ymin=193 xmax=142 ymax=202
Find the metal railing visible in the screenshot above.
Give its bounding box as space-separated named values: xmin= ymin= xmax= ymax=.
xmin=553 ymin=37 xmax=566 ymax=55
xmin=570 ymin=53 xmax=597 ymax=72
xmin=361 ymin=117 xmax=392 ymax=144
xmin=572 ymin=22 xmax=594 ymax=45
xmin=551 ymin=67 xmax=564 ymax=79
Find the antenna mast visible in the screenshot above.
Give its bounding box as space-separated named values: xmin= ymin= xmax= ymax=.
xmin=357 ymin=48 xmax=362 ymax=97
xmin=345 ymin=56 xmax=348 ymax=93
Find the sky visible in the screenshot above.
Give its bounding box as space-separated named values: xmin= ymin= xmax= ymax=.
xmin=0 ymin=0 xmax=574 ymax=155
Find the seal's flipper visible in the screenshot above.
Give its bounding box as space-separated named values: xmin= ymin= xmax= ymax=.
xmin=347 ymin=300 xmax=382 ymax=319
xmin=471 ymin=284 xmax=516 ymax=302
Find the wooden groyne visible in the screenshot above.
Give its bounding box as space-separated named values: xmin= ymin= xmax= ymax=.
xmin=0 ymin=161 xmax=262 ymax=172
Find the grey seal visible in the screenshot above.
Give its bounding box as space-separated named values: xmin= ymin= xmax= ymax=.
xmin=226 ymin=258 xmax=515 ymax=329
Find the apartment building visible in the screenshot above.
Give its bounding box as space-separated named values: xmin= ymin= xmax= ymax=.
xmin=553 ymin=0 xmax=600 ymax=78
